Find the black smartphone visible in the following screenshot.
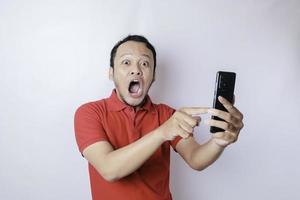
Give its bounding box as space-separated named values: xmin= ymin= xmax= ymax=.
xmin=210 ymin=71 xmax=236 ymax=133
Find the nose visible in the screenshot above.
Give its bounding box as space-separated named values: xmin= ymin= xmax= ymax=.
xmin=130 ymin=64 xmax=142 ymax=76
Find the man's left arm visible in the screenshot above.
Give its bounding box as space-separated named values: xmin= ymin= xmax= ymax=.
xmin=175 ymin=96 xmax=244 ymax=171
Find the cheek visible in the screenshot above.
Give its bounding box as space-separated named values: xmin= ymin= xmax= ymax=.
xmin=113 ymin=69 xmax=127 ymax=80
xmin=145 ymin=71 xmax=154 ymax=83
xmin=144 ymin=77 xmax=154 ymax=87
xmin=114 ymin=74 xmax=129 ymax=89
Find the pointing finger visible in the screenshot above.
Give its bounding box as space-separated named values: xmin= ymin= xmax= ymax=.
xmin=180 ymin=107 xmax=209 ymax=116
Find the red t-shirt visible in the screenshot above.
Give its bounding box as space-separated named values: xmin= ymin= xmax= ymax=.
xmin=74 ymin=89 xmax=182 ymax=200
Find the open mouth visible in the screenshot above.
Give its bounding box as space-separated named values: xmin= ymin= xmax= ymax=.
xmin=128 ymin=79 xmax=143 ymax=97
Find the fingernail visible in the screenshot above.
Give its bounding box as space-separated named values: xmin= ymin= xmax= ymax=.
xmin=208 ymin=109 xmax=214 ymax=114
xmin=193 ymin=116 xmax=201 ymax=120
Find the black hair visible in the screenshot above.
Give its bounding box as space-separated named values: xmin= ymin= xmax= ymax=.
xmin=110 ymin=35 xmax=156 ymax=72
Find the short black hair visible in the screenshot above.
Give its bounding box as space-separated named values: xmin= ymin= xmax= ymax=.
xmin=110 ymin=35 xmax=156 ymax=72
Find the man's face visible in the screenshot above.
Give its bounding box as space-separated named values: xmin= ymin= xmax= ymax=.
xmin=109 ymin=41 xmax=155 ymax=107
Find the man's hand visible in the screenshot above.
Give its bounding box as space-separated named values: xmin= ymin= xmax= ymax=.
xmin=206 ymin=96 xmax=244 ymax=147
xmin=157 ymin=107 xmax=209 ymax=141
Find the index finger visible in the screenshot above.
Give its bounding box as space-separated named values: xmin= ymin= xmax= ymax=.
xmin=180 ymin=107 xmax=209 ymax=115
xmin=218 ymin=96 xmax=243 ymax=119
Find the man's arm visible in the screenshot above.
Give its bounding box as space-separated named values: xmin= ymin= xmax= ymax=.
xmin=176 ymin=96 xmax=244 ymax=171
xmin=82 ymin=107 xmax=208 ymax=182
xmin=175 ymin=137 xmax=225 ymax=170
xmin=83 ymin=129 xmax=165 ymax=182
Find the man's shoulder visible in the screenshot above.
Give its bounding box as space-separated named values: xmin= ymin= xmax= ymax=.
xmin=152 ymin=102 xmax=176 ymax=115
xmin=153 ymin=103 xmax=174 ymax=110
xmin=75 ymin=98 xmax=108 ymax=117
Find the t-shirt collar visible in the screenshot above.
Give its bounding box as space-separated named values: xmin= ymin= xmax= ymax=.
xmin=107 ymin=89 xmax=154 ymax=113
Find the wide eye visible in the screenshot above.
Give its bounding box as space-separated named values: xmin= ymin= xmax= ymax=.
xmin=141 ymin=61 xmax=149 ymax=67
xmin=122 ymin=59 xmax=130 ymax=65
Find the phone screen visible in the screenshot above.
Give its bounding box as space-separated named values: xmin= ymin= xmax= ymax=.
xmin=210 ymin=71 xmax=236 ymax=133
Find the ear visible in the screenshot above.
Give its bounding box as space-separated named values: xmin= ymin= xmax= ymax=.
xmin=109 ymin=67 xmax=113 ymax=80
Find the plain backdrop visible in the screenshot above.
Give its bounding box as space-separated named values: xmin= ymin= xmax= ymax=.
xmin=1 ymin=0 xmax=300 ymax=199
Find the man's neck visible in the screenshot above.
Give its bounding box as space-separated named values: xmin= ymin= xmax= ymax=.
xmin=115 ymin=89 xmax=147 ymax=112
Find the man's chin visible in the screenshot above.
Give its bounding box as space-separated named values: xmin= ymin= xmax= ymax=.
xmin=125 ymin=97 xmax=146 ymax=107
xmin=116 ymin=88 xmax=149 ymax=108
xmin=123 ymin=94 xmax=147 ymax=108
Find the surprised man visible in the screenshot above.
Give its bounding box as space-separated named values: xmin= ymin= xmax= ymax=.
xmin=74 ymin=35 xmax=244 ymax=200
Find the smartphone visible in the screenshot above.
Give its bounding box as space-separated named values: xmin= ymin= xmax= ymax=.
xmin=210 ymin=71 xmax=236 ymax=133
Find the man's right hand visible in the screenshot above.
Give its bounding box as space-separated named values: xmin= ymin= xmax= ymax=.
xmin=157 ymin=107 xmax=209 ymax=141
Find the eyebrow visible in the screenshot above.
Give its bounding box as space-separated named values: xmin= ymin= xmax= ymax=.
xmin=141 ymin=54 xmax=151 ymax=59
xmin=119 ymin=53 xmax=151 ymax=59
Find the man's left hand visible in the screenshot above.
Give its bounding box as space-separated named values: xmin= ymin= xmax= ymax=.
xmin=206 ymin=96 xmax=244 ymax=147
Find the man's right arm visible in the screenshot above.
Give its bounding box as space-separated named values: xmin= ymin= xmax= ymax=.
xmin=82 ymin=107 xmax=208 ymax=182
xmin=82 ymin=129 xmax=165 ymax=182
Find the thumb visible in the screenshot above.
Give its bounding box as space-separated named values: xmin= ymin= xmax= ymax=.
xmin=192 ymin=115 xmax=201 ymax=126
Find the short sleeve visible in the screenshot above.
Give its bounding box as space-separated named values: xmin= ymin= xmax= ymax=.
xmin=167 ymin=109 xmax=182 ymax=152
xmin=170 ymin=136 xmax=183 ymax=152
xmin=74 ymin=103 xmax=108 ymax=154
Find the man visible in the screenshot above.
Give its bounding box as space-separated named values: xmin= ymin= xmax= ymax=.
xmin=74 ymin=35 xmax=244 ymax=200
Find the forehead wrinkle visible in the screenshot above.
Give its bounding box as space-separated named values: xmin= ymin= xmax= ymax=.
xmin=141 ymin=54 xmax=151 ymax=59
xmin=119 ymin=53 xmax=132 ymax=58
xmin=116 ymin=41 xmax=153 ymax=59
xmin=118 ymin=53 xmax=151 ymax=60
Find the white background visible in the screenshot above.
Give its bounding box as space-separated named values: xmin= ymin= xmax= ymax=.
xmin=1 ymin=0 xmax=300 ymax=199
